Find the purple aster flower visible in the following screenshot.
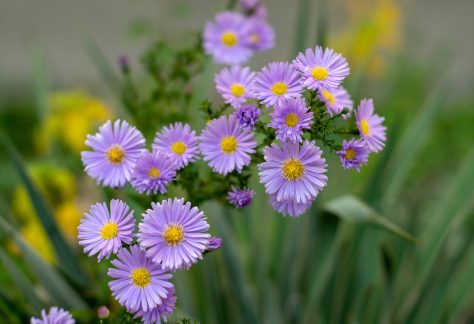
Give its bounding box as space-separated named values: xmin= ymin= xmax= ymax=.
xmin=269 ymin=194 xmax=313 ymax=218
xmin=203 ymin=11 xmax=253 ymax=65
xmin=227 ymin=186 xmax=255 ymax=208
xmin=207 ymin=236 xmax=223 ymax=252
xmin=132 ymin=287 xmax=177 ymax=324
xmin=215 ymin=66 xmax=255 ymax=108
xmin=138 ymin=198 xmax=211 ymax=271
xmin=131 ymin=151 xmax=176 ymax=195
xmin=81 ymin=120 xmax=145 ymax=188
xmin=152 ymin=122 xmax=199 ymax=169
xmin=31 ymin=307 xmax=74 ymax=324
xmin=293 ymin=46 xmax=350 ymax=91
xmin=243 ymin=18 xmax=274 ymax=52
xmin=234 ymin=104 xmax=261 ymax=129
xmin=269 ymin=97 xmax=314 ymax=143
xmin=199 ymin=115 xmax=257 ymax=175
xmin=78 ymin=199 xmax=135 ymax=262
xmin=318 ymin=87 xmax=353 ymax=118
xmin=254 ymin=61 xmax=303 ymax=107
xmin=258 ymin=141 xmax=328 ymax=203
xmin=241 ymin=0 xmax=268 ymax=20
xmin=355 ymin=99 xmax=387 ymax=152
xmin=108 ymin=245 xmax=174 ymax=312
xmin=337 ymin=138 xmax=370 ymax=172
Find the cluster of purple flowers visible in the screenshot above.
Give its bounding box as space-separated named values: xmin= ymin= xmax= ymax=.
xmin=71 ymin=4 xmax=388 ymax=322
xmin=203 ymin=2 xmax=274 ymax=65
xmin=209 ymin=45 xmax=386 ymax=216
xmin=76 ymin=198 xmax=219 ymax=323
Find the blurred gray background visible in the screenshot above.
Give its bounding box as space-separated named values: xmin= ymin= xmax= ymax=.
xmin=1 ymin=0 xmax=473 ymax=93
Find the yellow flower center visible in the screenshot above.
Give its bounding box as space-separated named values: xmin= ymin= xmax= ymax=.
xmin=148 ymin=167 xmax=160 ymax=179
xmin=106 ymin=145 xmax=125 ymax=164
xmin=131 ymin=267 xmax=151 ymax=288
xmin=171 ymin=141 xmax=187 ymax=155
xmin=312 ymin=67 xmax=329 ymax=80
xmin=285 ymin=113 xmax=299 ymax=128
xmin=162 ymin=225 xmax=184 ymax=246
xmin=221 ymin=31 xmax=237 ymax=47
xmin=230 ymin=83 xmax=245 ymax=97
xmin=271 ymin=82 xmax=288 ymax=96
xmin=322 ymin=89 xmax=336 ymax=106
xmin=220 ymin=136 xmax=238 ymax=154
xmin=344 ymin=149 xmax=356 ymax=160
xmin=100 ymin=222 xmax=118 ymax=240
xmin=250 ymin=33 xmax=260 ymax=44
xmin=282 ymin=159 xmax=305 ymax=181
xmin=360 ymin=119 xmax=370 ymax=135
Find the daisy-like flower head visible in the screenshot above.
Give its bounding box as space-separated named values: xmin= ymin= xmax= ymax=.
xmin=215 ymin=66 xmax=255 ymax=108
xmin=81 ymin=120 xmax=145 ymax=188
xmin=293 ymin=46 xmax=350 ymax=91
xmin=132 ymin=287 xmax=177 ymax=324
xmin=243 ymin=18 xmax=275 ymax=52
xmin=318 ymin=86 xmax=353 ymax=118
xmin=203 ymin=11 xmax=253 ymax=65
xmin=337 ymin=138 xmax=370 ymax=172
xmin=152 ymin=122 xmax=199 ymax=170
xmin=269 ymin=194 xmax=313 ymax=218
xmin=130 ymin=151 xmax=177 ymax=195
xmin=138 ymin=198 xmax=211 ymax=271
xmin=200 ymin=115 xmax=257 ymax=175
xmin=31 ymin=307 xmax=75 ymax=324
xmin=254 ymin=61 xmax=304 ymax=107
xmin=258 ymin=141 xmax=328 ymax=203
xmin=78 ymin=199 xmax=135 ymax=262
xmin=355 ymin=99 xmax=387 ymax=152
xmin=108 ymin=245 xmax=174 ymax=312
xmin=269 ymin=97 xmax=314 ymax=143
xmin=234 ymin=104 xmax=261 ymax=129
xmin=227 ymin=186 xmax=255 ymax=208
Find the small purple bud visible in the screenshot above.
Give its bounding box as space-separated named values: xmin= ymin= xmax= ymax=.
xmin=97 ymin=306 xmax=110 ymax=319
xmin=118 ymin=55 xmax=129 ymax=73
xmin=207 ymin=236 xmax=222 ymax=252
xmin=227 ymin=186 xmax=255 ymax=208
xmin=234 ymin=104 xmax=260 ymax=130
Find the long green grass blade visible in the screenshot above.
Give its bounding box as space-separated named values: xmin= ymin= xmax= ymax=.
xmin=382 ymin=80 xmax=447 ymax=209
xmin=0 ymin=247 xmax=43 ymax=313
xmin=396 ymin=148 xmax=474 ymax=321
xmin=0 ymin=130 xmax=86 ymax=285
xmin=0 ymin=215 xmax=87 ymax=310
xmin=324 ymin=195 xmax=416 ymax=242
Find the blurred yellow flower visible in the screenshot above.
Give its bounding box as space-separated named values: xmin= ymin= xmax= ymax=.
xmin=11 ymin=163 xmax=83 ymax=262
xmin=37 ymin=90 xmax=113 ymax=153
xmin=332 ymin=0 xmax=402 ymax=77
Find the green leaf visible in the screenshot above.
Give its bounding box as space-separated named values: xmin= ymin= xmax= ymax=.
xmin=0 ymin=130 xmax=86 ymax=285
xmin=0 ymin=215 xmax=87 ymax=310
xmin=0 ymin=247 xmax=43 ymax=313
xmin=324 ymin=195 xmax=417 ymax=243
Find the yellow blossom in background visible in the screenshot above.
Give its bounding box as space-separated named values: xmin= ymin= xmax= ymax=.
xmin=10 ymin=163 xmax=83 ymax=263
xmin=331 ymin=0 xmax=402 ymax=77
xmin=37 ymin=90 xmax=113 ymax=154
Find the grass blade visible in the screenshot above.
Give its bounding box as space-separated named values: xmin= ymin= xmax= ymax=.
xmin=0 ymin=130 xmax=86 ymax=285
xmin=0 ymin=247 xmax=43 ymax=313
xmin=0 ymin=215 xmax=87 ymax=310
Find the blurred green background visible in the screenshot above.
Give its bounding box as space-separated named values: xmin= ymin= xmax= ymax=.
xmin=0 ymin=0 xmax=473 ymax=323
